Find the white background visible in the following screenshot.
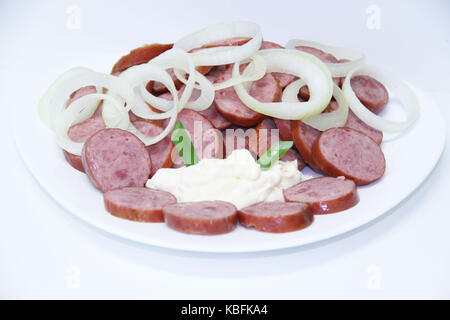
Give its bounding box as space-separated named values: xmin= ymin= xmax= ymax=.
xmin=1 ymin=0 xmax=449 ymax=299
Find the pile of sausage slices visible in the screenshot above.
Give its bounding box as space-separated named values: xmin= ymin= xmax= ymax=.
xmin=39 ymin=22 xmax=419 ymax=235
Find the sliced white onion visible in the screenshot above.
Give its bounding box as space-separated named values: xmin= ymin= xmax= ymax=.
xmin=233 ymin=49 xmax=333 ymax=120
xmin=342 ymin=65 xmax=420 ymax=133
xmin=127 ymin=105 xmax=178 ymax=146
xmin=140 ymin=48 xmax=215 ymax=112
xmin=48 ymin=68 xmax=135 ymax=129
xmin=213 ymin=55 xmax=266 ymax=90
xmin=283 ymin=80 xmax=348 ymax=130
xmin=55 ymin=93 xmax=124 ymax=155
xmin=101 ymin=93 xmax=130 ymax=130
xmin=147 ymin=70 xmax=215 ymax=112
xmin=40 ymin=68 xmax=137 ymax=155
xmin=117 ymin=61 xmax=179 ymax=120
xmin=182 ymin=71 xmax=214 ymax=111
xmin=146 ymin=48 xmax=196 ymax=110
xmin=38 ymin=67 xmax=94 ymax=129
xmin=113 ymin=50 xmax=188 ymax=145
xmin=172 ymin=54 xmax=266 ymax=92
xmin=285 ymin=39 xmax=365 ymax=77
xmin=174 ymin=21 xmax=262 ymax=66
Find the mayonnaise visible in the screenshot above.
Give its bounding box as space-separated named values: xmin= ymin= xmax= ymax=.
xmin=146 ymin=149 xmax=310 ymax=209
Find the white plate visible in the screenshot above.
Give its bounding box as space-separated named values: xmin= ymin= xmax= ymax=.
xmin=14 ymin=64 xmax=446 ymax=253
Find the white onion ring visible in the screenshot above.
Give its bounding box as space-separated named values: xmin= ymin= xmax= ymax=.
xmin=283 ymin=80 xmax=349 ymax=130
xmin=174 ymin=21 xmax=262 ymax=66
xmin=38 ymin=67 xmax=95 ymax=129
xmin=342 ymin=65 xmax=420 ymax=133
xmin=56 ymin=93 xmax=124 ymax=155
xmin=119 ymin=57 xmax=181 ymax=118
xmin=213 ymin=55 xmax=266 ymax=90
xmin=285 ymin=39 xmax=365 ymax=77
xmin=233 ymin=49 xmax=333 ymax=120
xmin=44 ymin=68 xmax=136 ymax=154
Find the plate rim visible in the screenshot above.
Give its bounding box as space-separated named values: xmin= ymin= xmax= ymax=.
xmin=13 ymin=86 xmax=447 ymax=253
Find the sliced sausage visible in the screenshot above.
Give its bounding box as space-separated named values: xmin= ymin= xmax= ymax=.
xmin=128 ymin=110 xmax=165 ymax=127
xmin=312 ymin=127 xmax=386 ymax=185
xmin=148 ymin=68 xmax=183 ymax=95
xmin=66 ymin=86 xmax=98 ymax=108
xmin=280 ymin=149 xmax=306 ymax=170
xmin=214 ymin=67 xmax=280 ymax=127
xmin=248 ymin=118 xmax=305 ymax=170
xmin=205 ymin=65 xmax=228 ymax=81
xmin=110 ymin=43 xmax=184 ymax=96
xmin=82 ymin=128 xmax=152 ymax=192
xmin=295 ymin=46 xmax=341 ymax=101
xmin=238 ymin=201 xmax=313 ymax=233
xmin=104 ymin=187 xmax=177 ymax=222
xmin=111 ymin=43 xmax=173 ymax=74
xmin=171 ymin=109 xmax=224 ymax=168
xmin=133 ymin=120 xmax=174 ymax=176
xmin=291 ymin=120 xmax=322 ymax=172
xmin=323 ymin=99 xmax=339 ymax=113
xmin=198 ymin=103 xmax=232 ymax=130
xmin=335 ymin=58 xmax=351 ymax=88
xmin=283 ymin=177 xmax=359 ymax=214
xmin=259 ymin=41 xmax=283 ymax=50
xmin=63 ymin=152 xmax=85 ymax=173
xmin=111 ymin=43 xmax=210 ymax=95
xmin=350 ymin=75 xmax=389 ymax=114
xmin=345 ymin=110 xmax=383 ymax=145
xmin=150 ymin=65 xmax=211 ymax=96
xmin=259 ymin=41 xmax=297 ymax=88
xmin=163 ymin=84 xmax=232 ymax=130
xmin=64 ymin=116 xmax=106 ymax=172
xmin=295 ymin=46 xmax=339 ymax=63
xmin=273 ymin=118 xmax=293 ymax=141
xmin=298 ymin=78 xmax=341 ymax=101
xmin=248 ymin=118 xmax=279 ymax=156
xmin=64 ymin=85 xmax=105 ymax=172
xmin=202 ymin=37 xmax=251 ymax=48
xmin=163 ymin=201 xmax=238 ymax=235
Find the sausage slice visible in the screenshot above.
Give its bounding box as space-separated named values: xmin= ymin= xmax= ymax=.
xmin=82 ymin=128 xmax=152 ymax=192
xmin=163 ymin=201 xmax=238 ymax=235
xmin=248 ymin=118 xmax=305 ymax=170
xmin=64 ymin=116 xmax=106 ymax=172
xmin=283 ymin=177 xmax=359 ymax=214
xmin=295 ymin=46 xmax=341 ymax=101
xmin=63 ymin=86 xmax=105 ymax=172
xmin=312 ymin=127 xmax=386 ymax=185
xmin=259 ymin=41 xmax=297 ymax=88
xmin=295 ymin=46 xmax=339 ymax=63
xmin=214 ymin=66 xmax=281 ymax=127
xmin=350 ymin=75 xmax=389 ymax=114
xmin=344 ymin=110 xmax=383 ymax=145
xmin=238 ymin=201 xmax=313 ymax=233
xmin=133 ymin=120 xmax=174 ymax=176
xmin=66 ymin=86 xmax=98 ymax=108
xmin=160 ymin=84 xmax=231 ymax=130
xmin=280 ymin=149 xmax=306 ymax=170
xmin=104 ymin=187 xmax=177 ymax=222
xmin=273 ymin=118 xmax=293 ymax=141
xmin=171 ymin=109 xmax=224 ymax=168
xmin=291 ymin=120 xmax=322 ymax=172
xmin=201 ymin=37 xmax=251 ymax=48
xmin=111 ymin=43 xmax=173 ymax=74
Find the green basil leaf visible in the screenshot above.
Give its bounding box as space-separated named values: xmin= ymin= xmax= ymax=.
xmin=257 ymin=141 xmax=294 ymax=170
xmin=170 ymin=121 xmax=200 ymax=167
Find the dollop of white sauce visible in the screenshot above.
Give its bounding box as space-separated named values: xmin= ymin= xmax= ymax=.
xmin=146 ymin=149 xmax=309 ymax=209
